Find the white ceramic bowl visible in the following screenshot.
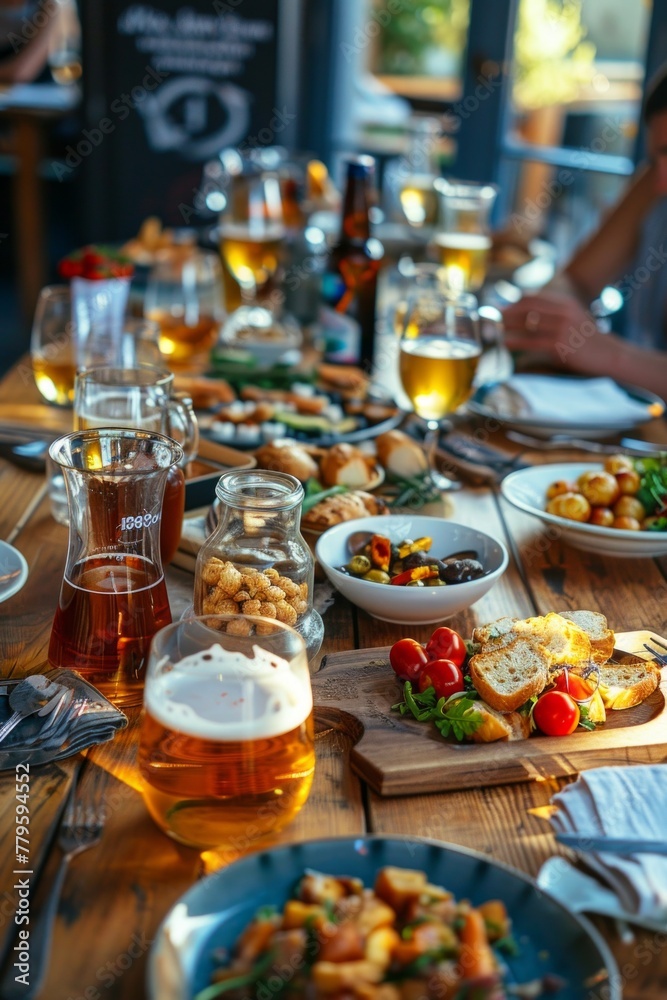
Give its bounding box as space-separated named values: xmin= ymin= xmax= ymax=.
xmin=315 ymin=515 xmax=509 ymax=624
xmin=501 ymin=462 xmax=667 ymax=558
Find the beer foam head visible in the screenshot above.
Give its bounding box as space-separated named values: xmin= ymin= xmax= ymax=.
xmin=145 ymin=643 xmax=312 ymax=740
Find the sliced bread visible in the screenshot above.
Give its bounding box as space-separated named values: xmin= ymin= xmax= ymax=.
xmin=471 ymin=616 xmax=518 ymax=649
xmin=468 ymin=701 xmax=531 ymax=743
xmin=597 ymin=659 xmax=660 ymax=710
xmin=558 ymin=610 xmax=615 ymax=664
xmin=531 ymin=612 xmax=592 ymax=669
xmin=468 ymin=639 xmax=550 ymax=713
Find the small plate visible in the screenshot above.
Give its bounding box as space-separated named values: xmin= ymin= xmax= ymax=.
xmin=0 ymin=541 xmax=28 ymax=603
xmin=501 ymin=462 xmax=667 ymax=558
xmin=148 ymin=835 xmax=620 ymax=1000
xmin=470 ymin=377 xmax=665 ymax=440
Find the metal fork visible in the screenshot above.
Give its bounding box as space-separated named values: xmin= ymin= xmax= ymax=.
xmin=644 ymin=640 xmax=667 ymax=666
xmin=7 ymin=764 xmax=109 ymax=999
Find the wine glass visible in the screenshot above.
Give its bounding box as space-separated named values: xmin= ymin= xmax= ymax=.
xmin=218 ymin=170 xmax=286 ymax=308
xmin=398 ymin=289 xmax=482 ymax=491
xmin=144 ymin=251 xmax=224 ymax=370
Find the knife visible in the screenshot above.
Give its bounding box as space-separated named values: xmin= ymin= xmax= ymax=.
xmin=556 ymin=833 xmax=667 ymax=855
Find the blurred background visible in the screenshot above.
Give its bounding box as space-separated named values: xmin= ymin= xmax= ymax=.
xmin=0 ymin=0 xmax=664 ymax=373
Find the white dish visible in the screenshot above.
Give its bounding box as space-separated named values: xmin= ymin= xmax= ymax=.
xmin=470 ymin=377 xmax=665 ymax=440
xmin=0 ymin=540 xmax=28 ymax=603
xmin=501 ymin=462 xmax=667 ymax=558
xmin=315 ymin=515 xmax=508 ymax=624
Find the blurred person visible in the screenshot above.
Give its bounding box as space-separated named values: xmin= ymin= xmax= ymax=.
xmin=503 ymin=64 xmax=667 ymax=399
xmin=0 ymin=0 xmax=62 ymax=82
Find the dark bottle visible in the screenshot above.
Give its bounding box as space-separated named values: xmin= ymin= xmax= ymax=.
xmin=320 ymin=155 xmax=384 ymax=369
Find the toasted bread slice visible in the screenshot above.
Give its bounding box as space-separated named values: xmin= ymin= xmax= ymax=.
xmin=469 ymin=639 xmax=550 ymax=713
xmin=530 ymin=612 xmax=591 ymax=669
xmin=468 ymin=701 xmax=531 ymax=743
xmin=471 ymin=617 xmax=518 ymax=649
xmin=558 ymin=611 xmax=615 ymax=664
xmin=597 ymin=659 xmax=660 ymax=710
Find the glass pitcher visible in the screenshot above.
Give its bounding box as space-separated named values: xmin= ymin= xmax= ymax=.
xmin=47 ymin=428 xmax=184 ymax=707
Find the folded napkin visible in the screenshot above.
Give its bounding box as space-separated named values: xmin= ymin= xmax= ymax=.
xmin=0 ymin=670 xmax=127 ymax=770
xmin=549 ymin=765 xmax=667 ymax=921
xmin=493 ymin=375 xmax=657 ymax=425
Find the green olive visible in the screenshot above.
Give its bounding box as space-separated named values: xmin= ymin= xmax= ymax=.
xmin=406 ymin=579 xmax=425 ymax=587
xmin=363 ymin=569 xmax=391 ymax=584
xmin=347 ymin=555 xmax=371 ymax=576
xmin=425 ymin=578 xmax=446 ymax=587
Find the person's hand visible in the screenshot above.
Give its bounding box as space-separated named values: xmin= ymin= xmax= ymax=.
xmin=501 ymin=291 xmax=613 ymax=373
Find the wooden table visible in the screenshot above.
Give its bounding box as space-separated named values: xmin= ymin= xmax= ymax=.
xmin=0 ymin=366 xmax=666 ymax=999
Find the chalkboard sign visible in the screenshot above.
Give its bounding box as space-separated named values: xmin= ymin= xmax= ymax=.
xmin=79 ymin=0 xmax=291 ymax=241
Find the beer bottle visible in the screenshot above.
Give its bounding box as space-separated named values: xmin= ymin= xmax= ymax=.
xmin=320 ymin=156 xmax=384 ymax=368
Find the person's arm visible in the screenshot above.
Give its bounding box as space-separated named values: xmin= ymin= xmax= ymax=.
xmin=563 ymin=165 xmax=658 ymax=300
xmin=502 ymin=292 xmax=667 ymax=398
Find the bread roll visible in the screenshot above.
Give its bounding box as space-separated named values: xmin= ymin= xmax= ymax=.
xmin=375 ymin=430 xmax=427 ymax=478
xmin=254 ymin=439 xmax=319 ymax=482
xmin=319 ymin=443 xmax=376 ymax=488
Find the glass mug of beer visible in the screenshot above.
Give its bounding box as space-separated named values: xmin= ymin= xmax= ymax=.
xmin=433 ymin=180 xmax=497 ymax=292
xmin=138 ymin=614 xmax=315 ymax=855
xmin=72 ymin=366 xmax=199 ymax=565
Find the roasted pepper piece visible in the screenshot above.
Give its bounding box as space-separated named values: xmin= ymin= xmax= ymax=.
xmin=397 ymin=537 xmax=432 ymax=559
xmin=370 ymin=534 xmax=392 ymax=572
xmin=390 ymin=565 xmax=440 ymax=586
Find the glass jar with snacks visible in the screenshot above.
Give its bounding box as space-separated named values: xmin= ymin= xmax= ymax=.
xmin=194 ymin=470 xmax=323 ymax=661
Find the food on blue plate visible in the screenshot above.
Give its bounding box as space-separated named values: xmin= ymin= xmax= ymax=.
xmin=544 ymin=455 xmax=667 ymax=531
xmin=196 ymin=865 xmax=562 ymax=1000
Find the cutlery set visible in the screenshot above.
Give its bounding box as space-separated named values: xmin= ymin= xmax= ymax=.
xmin=0 ymin=671 xmax=127 ymax=769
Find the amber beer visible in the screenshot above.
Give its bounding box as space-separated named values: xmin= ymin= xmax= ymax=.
xmin=219 ymin=223 xmax=285 ymax=289
xmin=139 ymin=642 xmax=315 ymax=851
xmin=400 ymin=336 xmax=481 ymax=420
xmin=32 ymin=350 xmax=76 ymax=407
xmin=435 ymin=233 xmax=492 ymax=291
xmin=399 ymin=175 xmax=438 ymax=228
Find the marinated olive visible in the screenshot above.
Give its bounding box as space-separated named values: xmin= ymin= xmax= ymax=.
xmin=440 ymin=558 xmax=485 ymax=584
xmin=363 ymin=569 xmax=391 ymax=584
xmin=425 ymin=578 xmax=446 ymax=587
xmin=403 ymin=551 xmax=432 ymax=570
xmin=347 ymin=554 xmax=372 ymax=576
xmin=406 ymin=579 xmax=425 ymax=587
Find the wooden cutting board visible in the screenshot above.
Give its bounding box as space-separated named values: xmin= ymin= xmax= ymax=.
xmin=312 ymin=630 xmax=667 ymax=796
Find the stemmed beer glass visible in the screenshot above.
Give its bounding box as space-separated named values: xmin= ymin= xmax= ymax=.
xmin=218 ymin=170 xmax=286 ymax=307
xmin=398 ymin=290 xmax=482 ymax=491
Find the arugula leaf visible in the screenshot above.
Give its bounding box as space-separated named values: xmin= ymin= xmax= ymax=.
xmin=393 ymin=682 xmax=483 ymax=741
xmin=577 ymin=703 xmax=597 ymax=732
xmin=301 ymin=484 xmax=348 ymax=514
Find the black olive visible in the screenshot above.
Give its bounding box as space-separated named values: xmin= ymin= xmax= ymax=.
xmin=403 ymin=550 xmax=432 ymax=570
xmin=439 ymin=558 xmax=485 ymax=584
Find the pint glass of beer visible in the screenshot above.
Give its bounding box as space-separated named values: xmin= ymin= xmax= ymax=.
xmin=138 ymin=615 xmax=315 ymax=853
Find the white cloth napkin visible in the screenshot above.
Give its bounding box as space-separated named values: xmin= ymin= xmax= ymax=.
xmin=500 ymin=375 xmax=654 ymax=424
xmin=549 ymin=765 xmax=667 ymax=921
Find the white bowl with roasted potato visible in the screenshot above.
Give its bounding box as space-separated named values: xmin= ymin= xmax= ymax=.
xmin=315 ymin=515 xmax=509 ymax=624
xmin=501 ymin=459 xmax=667 ymax=558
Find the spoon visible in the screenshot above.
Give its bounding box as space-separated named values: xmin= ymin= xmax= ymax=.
xmin=0 ymin=676 xmax=66 ymax=744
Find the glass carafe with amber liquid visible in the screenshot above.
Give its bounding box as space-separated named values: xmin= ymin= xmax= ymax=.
xmin=47 ymin=429 xmax=184 ymax=707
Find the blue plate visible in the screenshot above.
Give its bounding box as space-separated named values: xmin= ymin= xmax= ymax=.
xmin=147 ymin=836 xmax=619 ymax=1000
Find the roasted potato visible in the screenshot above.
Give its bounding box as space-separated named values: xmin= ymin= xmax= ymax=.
xmin=615 ymin=469 xmax=641 ymax=495
xmin=603 ymin=454 xmax=634 ymax=475
xmin=545 ymin=479 xmax=578 ymax=500
xmin=577 ymin=470 xmax=619 ymax=507
xmin=589 ymin=506 xmax=614 ymax=527
xmin=546 ymin=492 xmax=591 ymax=522
xmin=613 ymin=515 xmax=641 ymax=531
xmin=613 ymin=496 xmax=645 ymax=521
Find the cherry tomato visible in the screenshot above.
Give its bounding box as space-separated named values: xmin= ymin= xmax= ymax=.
xmin=417 ymin=659 xmax=464 ymax=699
xmin=425 ymin=627 xmax=466 ymax=668
xmin=533 ymin=691 xmax=580 ymax=737
xmin=553 ymin=670 xmax=595 ymax=703
xmin=389 ymin=638 xmax=428 ymax=682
